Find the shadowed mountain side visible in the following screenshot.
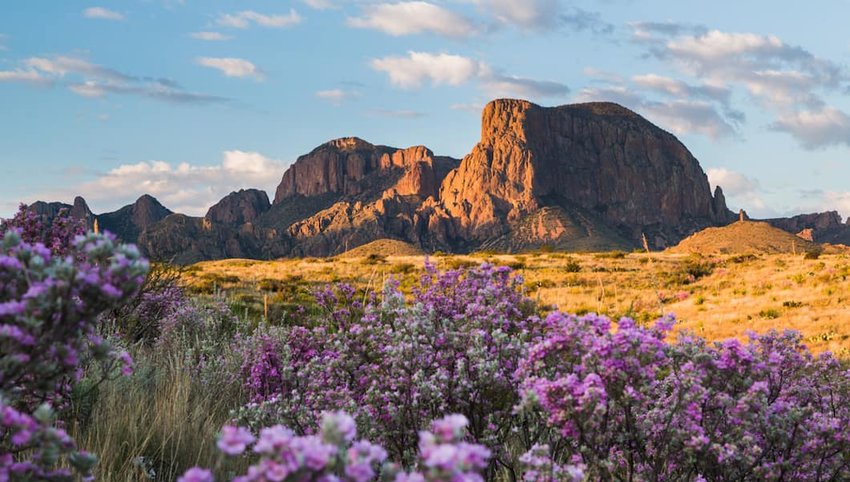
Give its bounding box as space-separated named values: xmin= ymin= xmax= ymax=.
xmin=99 ymin=195 xmax=173 ymax=242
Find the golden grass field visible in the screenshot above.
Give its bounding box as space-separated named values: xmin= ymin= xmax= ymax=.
xmin=182 ymin=246 xmax=850 ymax=356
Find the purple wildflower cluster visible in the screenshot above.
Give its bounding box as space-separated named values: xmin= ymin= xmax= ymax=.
xmin=230 ymin=261 xmax=850 ymax=481
xmin=518 ymin=313 xmax=850 ymax=480
xmin=0 ymin=224 xmax=148 ymax=480
xmin=180 ymin=412 xmax=493 ymax=482
xmin=0 ymin=204 xmax=86 ymax=259
xmin=236 ymin=262 xmax=537 ymax=471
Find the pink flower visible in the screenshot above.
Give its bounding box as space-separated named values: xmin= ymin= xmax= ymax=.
xmin=217 ymin=426 xmax=255 ymax=456
xmin=177 ymin=467 xmax=214 ymax=482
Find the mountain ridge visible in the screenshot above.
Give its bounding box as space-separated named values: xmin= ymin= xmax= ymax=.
xmin=22 ymin=99 xmax=849 ymax=263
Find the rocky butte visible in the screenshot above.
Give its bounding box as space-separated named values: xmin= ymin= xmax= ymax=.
xmin=29 ymin=99 xmax=848 ymax=263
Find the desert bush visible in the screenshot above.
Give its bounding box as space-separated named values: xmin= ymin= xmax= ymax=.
xmin=0 ymin=227 xmax=148 ymax=480
xmin=594 ymin=250 xmax=627 ymax=259
xmin=0 ymin=204 xmax=86 ymax=258
xmin=390 ymin=263 xmax=416 ymax=275
xmin=669 ymin=256 xmax=715 ymax=285
xmin=563 ymin=257 xmax=581 ymax=273
xmin=361 ymin=253 xmax=387 ymax=265
xmin=442 ymin=258 xmax=478 ymax=270
xmin=518 ymin=314 xmax=850 ymax=480
xmin=233 ymin=263 xmax=540 ymax=475
xmin=759 ymin=308 xmax=781 ymax=319
xmin=804 ymin=246 xmax=824 ymax=259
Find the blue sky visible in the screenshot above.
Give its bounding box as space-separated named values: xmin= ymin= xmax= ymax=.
xmin=1 ymin=0 xmax=849 ymax=218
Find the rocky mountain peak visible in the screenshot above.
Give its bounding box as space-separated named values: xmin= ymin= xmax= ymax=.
xmin=441 ymin=99 xmax=731 ymax=246
xmin=206 ymin=189 xmax=270 ymax=226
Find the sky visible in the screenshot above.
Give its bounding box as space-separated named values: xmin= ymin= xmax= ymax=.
xmin=1 ymin=0 xmax=849 ymax=219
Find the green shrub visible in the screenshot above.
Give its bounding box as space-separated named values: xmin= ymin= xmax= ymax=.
xmin=804 ymin=246 xmax=823 ymax=259
xmin=361 ymin=253 xmax=387 ymax=265
xmin=759 ymin=308 xmax=781 ymax=319
xmin=563 ymin=258 xmax=581 ymax=273
xmin=595 ymin=250 xmax=627 ymax=259
xmin=390 ymin=263 xmax=416 ymax=275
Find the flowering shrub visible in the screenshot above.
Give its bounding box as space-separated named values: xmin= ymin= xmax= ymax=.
xmin=518 ymin=313 xmax=850 ymax=480
xmin=180 ymin=412 xmax=493 ymax=482
xmin=0 ymin=204 xmax=86 ymax=259
xmin=236 ymin=263 xmax=541 ymax=472
xmin=0 ymin=229 xmax=148 ymax=480
xmin=101 ymin=263 xmax=189 ymax=344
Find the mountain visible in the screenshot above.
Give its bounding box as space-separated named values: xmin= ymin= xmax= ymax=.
xmin=669 ymin=220 xmax=818 ymax=254
xmin=99 ymin=195 xmax=173 ymax=242
xmin=25 ymin=195 xmax=171 ymax=245
xmin=29 ymin=196 xmax=95 ymax=229
xmin=32 ymin=98 xmax=807 ymax=262
xmin=438 ymin=100 xmax=733 ymax=248
xmin=764 ymin=211 xmax=850 ymax=245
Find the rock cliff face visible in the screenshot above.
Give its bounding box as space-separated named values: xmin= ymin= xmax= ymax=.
xmin=439 ymin=100 xmax=732 ymax=247
xmin=206 ymin=189 xmax=270 ymax=226
xmin=273 ymin=138 xmax=455 ymax=203
xmin=30 ymin=99 xmax=764 ymax=261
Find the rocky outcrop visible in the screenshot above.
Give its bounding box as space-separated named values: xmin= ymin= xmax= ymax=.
xmin=99 ymin=195 xmax=173 ymax=242
xmin=273 ymin=138 xmax=456 ymax=204
xmin=206 ymin=189 xmax=270 ymax=226
xmin=438 ymin=100 xmax=732 ymax=247
xmin=765 ymin=211 xmax=850 ymax=244
xmin=29 ymin=196 xmax=95 ymax=229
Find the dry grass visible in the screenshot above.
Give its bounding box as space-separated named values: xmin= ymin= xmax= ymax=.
xmin=69 ymin=354 xmax=247 ymax=481
xmin=184 ymin=250 xmax=850 ymax=356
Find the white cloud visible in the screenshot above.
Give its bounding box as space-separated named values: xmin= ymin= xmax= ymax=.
xmin=482 ymin=74 xmax=569 ymax=99
xmin=629 ymin=25 xmax=850 ymax=148
xmin=190 ymin=31 xmax=232 ymax=41
xmin=302 ymin=0 xmax=336 ymax=9
xmin=478 ymin=0 xmax=559 ymax=30
xmin=315 ymin=88 xmax=360 ymax=105
xmin=574 ymin=85 xmax=645 ymax=108
xmin=371 ymin=51 xmax=483 ymax=88
xmin=632 ymin=73 xmax=731 ymax=105
xmin=706 ymin=167 xmax=772 ymax=216
xmin=196 ymin=57 xmax=263 ymax=80
xmin=25 ymin=56 xmax=129 ymax=81
xmin=0 ymin=68 xmax=50 ymax=85
xmin=706 ymin=168 xmax=760 ymax=197
xmin=771 ymin=107 xmax=850 ymax=149
xmin=348 ymin=2 xmax=474 ymax=38
xmin=217 ymin=9 xmax=302 ymax=29
xmin=641 ymin=100 xmax=737 ymax=139
xmin=64 ymin=151 xmax=286 ymax=216
xmin=0 ymin=34 xmax=7 ymax=51
xmin=83 ymin=7 xmax=125 ymax=21
xmin=2 ymin=54 xmax=224 ymax=104
xmin=575 ymin=85 xmax=737 ymax=139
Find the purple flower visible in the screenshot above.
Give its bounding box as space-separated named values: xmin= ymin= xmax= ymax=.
xmin=218 ymin=426 xmax=256 ymax=456
xmin=177 ymin=467 xmax=214 ymax=482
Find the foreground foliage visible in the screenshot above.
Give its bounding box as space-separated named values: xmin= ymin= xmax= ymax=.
xmin=0 ymin=226 xmax=148 ymax=480
xmin=3 ymin=206 xmax=850 ymax=481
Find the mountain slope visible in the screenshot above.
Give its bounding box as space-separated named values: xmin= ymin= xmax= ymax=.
xmin=669 ymin=220 xmax=818 ymax=254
